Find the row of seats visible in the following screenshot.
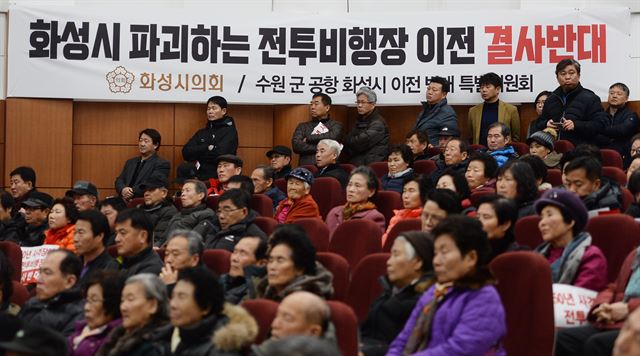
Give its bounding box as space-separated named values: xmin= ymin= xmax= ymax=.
xmin=239 ymin=251 xmax=558 ymax=356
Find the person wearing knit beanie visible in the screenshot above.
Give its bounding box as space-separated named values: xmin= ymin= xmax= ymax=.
xmin=527 ymin=128 xmax=562 ymax=169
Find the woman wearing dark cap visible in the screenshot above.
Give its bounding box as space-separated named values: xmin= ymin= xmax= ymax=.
xmin=182 ymin=95 xmax=238 ymax=180
xmin=527 ymin=128 xmax=562 ymax=169
xmin=275 ymin=167 xmax=321 ymax=223
xmin=387 ymin=215 xmax=506 ymax=355
xmin=535 ymin=188 xmax=608 ymax=292
xmin=360 ymin=231 xmax=434 ymax=356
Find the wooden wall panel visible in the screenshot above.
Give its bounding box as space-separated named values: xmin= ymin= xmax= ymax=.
xmin=74 ymin=102 xmax=175 ymax=145
xmin=238 ymin=147 xmax=272 ymax=174
xmin=174 ymin=103 xmax=204 ymax=146
xmin=0 ymin=143 xmax=4 ymax=188
xmin=5 ymin=98 xmax=73 ymax=189
xmin=274 ymin=105 xmax=308 ymax=165
xmin=72 ymin=145 xmax=140 ymax=189
xmin=233 ymin=105 xmax=274 ymax=148
xmin=0 ymin=101 xmax=4 ymax=187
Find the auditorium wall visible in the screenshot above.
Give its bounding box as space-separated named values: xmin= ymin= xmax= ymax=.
xmin=2 ymin=98 xmax=639 ymax=198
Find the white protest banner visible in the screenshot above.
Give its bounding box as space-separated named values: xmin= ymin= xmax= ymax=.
xmin=20 ymin=244 xmax=59 ymax=285
xmin=7 ymin=5 xmax=632 ymax=104
xmin=553 ymin=283 xmax=598 ymax=328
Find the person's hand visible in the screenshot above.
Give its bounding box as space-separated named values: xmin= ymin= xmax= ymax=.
xmin=160 ymin=263 xmax=178 ymax=285
xmin=608 ymin=302 xmax=629 ymax=322
xmin=593 ymin=303 xmax=612 ymax=323
xmin=121 ymin=187 xmax=134 ymax=200
xmin=546 ymin=120 xmax=557 ymax=129
xmin=427 ymin=143 xmax=434 ymax=149
xmin=208 ymin=145 xmax=214 ymax=151
xmin=562 ymin=119 xmax=575 ymax=131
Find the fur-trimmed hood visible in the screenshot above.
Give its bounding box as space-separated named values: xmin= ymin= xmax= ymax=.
xmin=213 ymin=303 xmax=258 ymax=352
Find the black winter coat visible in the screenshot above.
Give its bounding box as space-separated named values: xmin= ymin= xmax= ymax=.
xmin=205 ymin=211 xmax=267 ymax=251
xmin=121 ymin=247 xmax=164 ymax=278
xmin=594 ymin=105 xmax=639 ymax=159
xmin=292 ymin=117 xmax=343 ymax=166
xmin=0 ymin=217 xmax=23 ymax=244
xmin=139 ymin=200 xmax=179 ymax=247
xmin=182 ymin=116 xmax=239 ymax=180
xmin=531 ymin=83 xmax=607 ymax=146
xmin=165 ymin=204 xmax=216 ymax=240
xmin=360 ymin=276 xmax=432 ymax=356
xmin=315 ymin=163 xmax=349 ymax=189
xmin=582 ymin=179 xmax=622 ymax=211
xmin=345 ymin=108 xmax=390 ymax=166
xmin=21 ymin=222 xmax=47 ymax=247
xmin=18 ymin=288 xmax=84 ymax=336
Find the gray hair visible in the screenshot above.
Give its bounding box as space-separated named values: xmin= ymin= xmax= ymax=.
xmin=318 ymin=139 xmax=343 ymax=156
xmin=356 ymin=86 xmax=377 ymax=103
xmin=395 ymin=236 xmax=416 ymax=260
xmin=184 ymin=179 xmax=208 ymax=202
xmin=125 ymin=273 xmax=168 ymax=320
xmin=166 ymin=229 xmax=204 ymax=257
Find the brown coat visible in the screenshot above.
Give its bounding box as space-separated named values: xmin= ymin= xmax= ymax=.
xmin=468 ymin=100 xmax=520 ymax=144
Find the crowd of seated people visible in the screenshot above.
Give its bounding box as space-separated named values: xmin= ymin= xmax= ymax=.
xmin=2 ymin=59 xmax=640 ymax=355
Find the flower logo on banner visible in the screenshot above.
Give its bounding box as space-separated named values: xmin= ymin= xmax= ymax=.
xmin=106 ymin=66 xmax=135 ymax=93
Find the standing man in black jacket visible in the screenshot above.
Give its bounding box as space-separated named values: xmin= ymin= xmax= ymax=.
xmin=594 ymin=82 xmax=639 ymax=159
xmin=531 ymin=59 xmax=607 ymax=146
xmin=346 ymin=86 xmax=390 ymax=165
xmin=292 ymin=93 xmax=343 ymax=166
xmin=114 ymin=128 xmax=170 ymax=203
xmin=182 ymin=96 xmax=238 ymax=180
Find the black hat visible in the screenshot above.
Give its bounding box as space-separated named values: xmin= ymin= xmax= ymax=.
xmin=140 ymin=175 xmax=169 ymax=190
xmin=400 ymin=232 xmax=434 ymax=272
xmin=65 ymin=180 xmax=99 ymax=199
xmin=175 ymin=162 xmax=198 ymax=184
xmin=286 ymin=167 xmax=314 ymax=186
xmin=215 ymin=154 xmax=243 ymax=167
xmin=0 ymin=324 xmax=67 ymax=356
xmin=21 ymin=191 xmax=54 ymax=209
xmin=266 ymin=146 xmax=292 ymax=158
xmin=438 ymin=126 xmax=459 ymax=137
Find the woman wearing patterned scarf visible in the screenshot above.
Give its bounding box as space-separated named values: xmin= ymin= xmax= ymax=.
xmin=534 ymin=188 xmax=608 ymax=292
xmin=325 ymin=166 xmax=385 ymax=236
xmin=387 ymin=215 xmax=506 ymax=356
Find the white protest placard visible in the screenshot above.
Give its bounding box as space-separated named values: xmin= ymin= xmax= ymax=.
xmin=20 ymin=245 xmax=60 ymax=285
xmin=6 ymin=5 xmax=633 ymax=104
xmin=553 ymin=283 xmax=598 ymax=328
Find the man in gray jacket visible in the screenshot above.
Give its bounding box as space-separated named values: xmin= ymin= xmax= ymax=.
xmin=292 ymin=93 xmax=343 ymax=166
xmin=415 ymin=76 xmax=459 ymax=147
xmin=345 ymin=86 xmax=390 ymax=165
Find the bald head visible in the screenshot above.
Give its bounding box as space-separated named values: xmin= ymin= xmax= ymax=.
xmin=270 ymin=291 xmax=330 ymax=340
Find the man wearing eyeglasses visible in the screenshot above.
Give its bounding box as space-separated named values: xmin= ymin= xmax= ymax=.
xmin=531 ymin=59 xmax=607 ymax=146
xmin=345 ymin=86 xmax=390 ymax=165
xmin=292 ymin=93 xmax=343 ymax=166
xmin=204 ymin=189 xmax=267 ymax=251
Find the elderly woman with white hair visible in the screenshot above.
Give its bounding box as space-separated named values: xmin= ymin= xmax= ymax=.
xmin=97 ymin=273 xmax=168 ymax=356
xmin=345 ymin=86 xmax=390 ymax=166
xmin=314 ymin=138 xmax=349 ymax=189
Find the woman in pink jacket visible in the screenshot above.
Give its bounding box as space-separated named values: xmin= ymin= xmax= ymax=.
xmin=326 ymin=166 xmax=385 ymax=235
xmin=534 ymin=188 xmax=608 ymax=292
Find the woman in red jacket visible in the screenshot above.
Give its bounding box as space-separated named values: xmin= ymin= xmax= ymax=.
xmin=275 ymin=168 xmax=321 ymax=224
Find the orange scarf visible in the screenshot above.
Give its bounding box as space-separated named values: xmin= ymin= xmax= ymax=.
xmin=44 ymin=224 xmax=76 ymax=253
xmin=342 ymin=201 xmax=377 ymax=221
